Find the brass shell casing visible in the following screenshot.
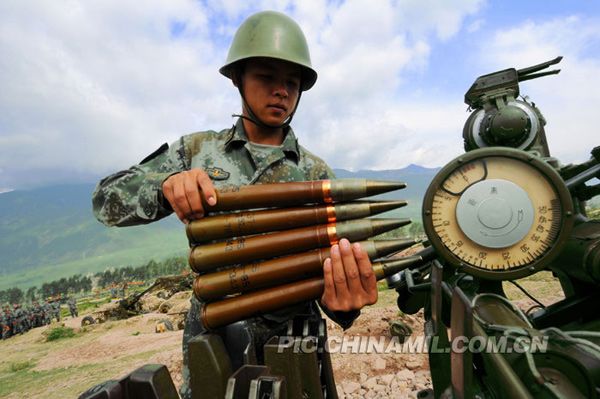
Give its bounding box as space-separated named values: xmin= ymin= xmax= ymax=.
xmin=193 ymin=238 xmax=416 ymax=300
xmin=200 ymin=179 xmax=406 ymax=212
xmin=187 ymin=200 xmax=407 ymax=244
xmin=188 ymin=218 xmax=408 ymax=272
xmin=201 ymin=277 xmax=325 ymax=329
xmin=200 ymin=255 xmax=428 ymax=329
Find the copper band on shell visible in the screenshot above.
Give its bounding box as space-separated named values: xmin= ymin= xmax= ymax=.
xmin=327 ymin=225 xmax=338 ymax=245
xmin=326 ymin=205 xmax=336 ymax=223
xmin=322 ymin=180 xmax=333 ymax=203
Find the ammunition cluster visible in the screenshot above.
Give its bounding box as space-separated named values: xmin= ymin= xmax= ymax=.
xmin=186 ymin=179 xmax=419 ymax=329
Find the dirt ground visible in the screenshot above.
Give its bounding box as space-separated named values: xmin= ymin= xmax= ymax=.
xmin=0 ymin=271 xmax=561 ymax=398
xmin=0 ymin=289 xmax=429 ymax=398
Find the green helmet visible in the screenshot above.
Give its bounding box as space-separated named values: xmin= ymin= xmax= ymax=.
xmin=219 ymin=11 xmax=317 ymax=91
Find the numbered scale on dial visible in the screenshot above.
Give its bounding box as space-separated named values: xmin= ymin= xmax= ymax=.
xmin=422 ymin=148 xmax=574 ymax=280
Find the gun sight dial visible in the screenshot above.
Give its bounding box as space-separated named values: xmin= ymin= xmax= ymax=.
xmin=423 ymin=148 xmax=573 ymax=280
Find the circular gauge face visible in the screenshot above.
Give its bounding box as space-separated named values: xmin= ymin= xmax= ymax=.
xmin=423 ymin=148 xmax=574 ymax=280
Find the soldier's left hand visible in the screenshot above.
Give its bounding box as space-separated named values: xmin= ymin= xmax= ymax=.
xmin=320 ymin=238 xmax=378 ymax=312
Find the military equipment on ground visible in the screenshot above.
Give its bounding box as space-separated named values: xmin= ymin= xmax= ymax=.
xmin=199 ymin=178 xmax=405 ymax=212
xmin=194 ymin=238 xmax=416 ymax=300
xmin=186 ymin=200 xmax=406 ymax=243
xmin=80 ymin=274 xmax=192 ymax=326
xmin=389 ymin=56 xmax=600 ymax=398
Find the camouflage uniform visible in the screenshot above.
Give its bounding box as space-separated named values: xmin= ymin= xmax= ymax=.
xmin=51 ymin=301 xmax=61 ymax=322
xmin=43 ymin=302 xmax=52 ymax=324
xmin=93 ymin=120 xmax=358 ymax=398
xmin=68 ymin=297 xmax=78 ymax=318
xmin=2 ymin=308 xmax=12 ymax=339
xmin=12 ymin=305 xmax=24 ymax=335
xmin=0 ymin=313 xmax=5 ymax=340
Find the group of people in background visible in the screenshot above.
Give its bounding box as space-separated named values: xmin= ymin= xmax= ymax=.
xmin=0 ymin=296 xmax=78 ymax=339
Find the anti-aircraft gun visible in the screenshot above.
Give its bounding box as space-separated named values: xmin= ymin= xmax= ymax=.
xmin=389 ymin=56 xmax=600 ymax=398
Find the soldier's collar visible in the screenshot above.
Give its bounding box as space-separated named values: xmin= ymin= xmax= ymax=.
xmin=225 ymin=119 xmax=300 ymax=162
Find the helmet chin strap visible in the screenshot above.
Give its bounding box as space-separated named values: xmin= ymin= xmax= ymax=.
xmin=232 ymin=80 xmax=303 ymax=130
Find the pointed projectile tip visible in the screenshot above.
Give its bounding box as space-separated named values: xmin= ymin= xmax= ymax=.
xmin=380 ymin=256 xmax=423 ymax=276
xmin=368 ymin=200 xmax=408 ymax=215
xmin=372 ymin=239 xmax=416 ymax=256
xmin=370 ymin=218 xmax=411 ymax=235
xmin=365 ymin=180 xmax=406 ymax=196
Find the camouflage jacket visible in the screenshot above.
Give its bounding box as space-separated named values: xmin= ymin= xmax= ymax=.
xmin=93 ymin=120 xmax=334 ymax=227
xmin=92 ymin=120 xmax=358 ymax=328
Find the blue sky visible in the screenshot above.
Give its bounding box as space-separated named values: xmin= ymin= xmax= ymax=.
xmin=0 ymin=0 xmax=599 ymax=191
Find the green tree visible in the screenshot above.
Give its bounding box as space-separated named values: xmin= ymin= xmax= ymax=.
xmin=26 ymin=286 xmax=38 ymax=302
xmin=6 ymin=287 xmax=24 ymax=304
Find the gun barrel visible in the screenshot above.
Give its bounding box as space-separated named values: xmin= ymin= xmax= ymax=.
xmin=517 ymin=69 xmax=560 ymax=83
xmin=188 ymin=218 xmax=410 ymax=272
xmin=201 ymin=258 xmax=416 ymax=329
xmin=201 ymin=179 xmax=406 ymax=212
xmin=517 ymin=56 xmax=563 ymax=77
xmin=194 ymin=238 xmax=416 ymax=300
xmin=186 ymin=200 xmax=406 ymax=244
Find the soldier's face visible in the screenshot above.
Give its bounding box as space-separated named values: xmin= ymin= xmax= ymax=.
xmin=239 ymin=58 xmax=301 ymax=126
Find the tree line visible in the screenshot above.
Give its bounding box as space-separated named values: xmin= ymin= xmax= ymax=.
xmin=1 ymin=222 xmax=428 ymax=305
xmin=0 ymin=255 xmax=187 ymax=304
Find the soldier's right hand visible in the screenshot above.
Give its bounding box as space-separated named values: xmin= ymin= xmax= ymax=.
xmin=162 ymin=168 xmax=217 ymax=224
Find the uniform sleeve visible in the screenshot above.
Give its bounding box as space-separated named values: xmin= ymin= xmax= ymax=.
xmin=92 ymin=137 xmax=190 ymax=227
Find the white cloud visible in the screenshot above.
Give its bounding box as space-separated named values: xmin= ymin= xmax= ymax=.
xmin=477 ymin=16 xmax=600 ymax=164
xmin=1 ymin=0 xmax=490 ymax=189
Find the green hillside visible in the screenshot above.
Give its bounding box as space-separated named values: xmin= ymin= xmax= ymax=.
xmin=0 ymin=166 xmax=439 ymax=290
xmin=0 ymin=184 xmax=188 ymax=290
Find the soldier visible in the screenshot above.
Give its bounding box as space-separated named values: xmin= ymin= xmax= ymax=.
xmin=12 ymin=304 xmax=24 ymax=335
xmin=92 ymin=11 xmax=378 ymax=399
xmin=51 ymin=300 xmax=61 ymax=322
xmin=43 ymin=300 xmax=52 ymax=325
xmin=0 ymin=310 xmax=5 ymax=340
xmin=2 ymin=306 xmax=12 ymax=339
xmin=68 ymin=297 xmax=78 ymax=318
xmin=32 ymin=301 xmax=43 ymax=327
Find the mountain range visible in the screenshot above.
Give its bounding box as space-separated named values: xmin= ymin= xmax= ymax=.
xmin=0 ymin=165 xmax=439 ymax=290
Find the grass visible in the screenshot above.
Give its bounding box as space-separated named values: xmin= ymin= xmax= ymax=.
xmin=7 ymin=360 xmax=36 ymax=373
xmin=0 ymin=349 xmax=170 ymax=398
xmin=77 ymin=296 xmax=112 ymax=314
xmin=45 ymin=326 xmax=76 ymax=342
xmin=0 ymin=318 xmax=176 ymax=398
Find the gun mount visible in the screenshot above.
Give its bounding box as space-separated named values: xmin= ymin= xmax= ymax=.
xmin=463 ymin=56 xmax=562 ymax=157
xmin=392 ymin=57 xmax=600 ymax=398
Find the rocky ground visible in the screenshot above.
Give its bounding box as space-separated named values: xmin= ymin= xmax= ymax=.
xmin=328 ymin=306 xmax=431 ymax=398
xmin=0 ymin=270 xmax=562 ymax=398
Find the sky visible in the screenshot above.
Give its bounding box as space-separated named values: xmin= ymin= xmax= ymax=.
xmin=1 ymin=0 xmax=599 ymax=192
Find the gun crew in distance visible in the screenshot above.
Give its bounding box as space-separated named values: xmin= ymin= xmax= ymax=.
xmin=185 ymin=178 xmax=415 ymax=330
